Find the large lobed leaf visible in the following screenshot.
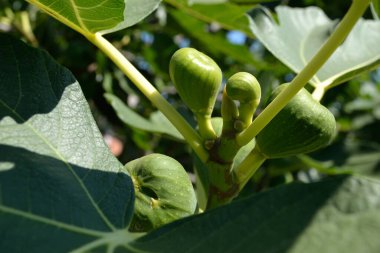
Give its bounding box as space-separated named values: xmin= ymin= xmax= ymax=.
xmin=249 ymin=6 xmax=380 ymax=89
xmin=0 ymin=34 xmax=135 ymax=252
xmin=131 ymin=175 xmax=380 ymax=253
xmin=27 ymin=0 xmax=161 ymax=35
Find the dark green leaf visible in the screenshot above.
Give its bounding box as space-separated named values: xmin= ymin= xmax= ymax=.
xmin=164 ymin=0 xmax=255 ymax=37
xmin=169 ymin=9 xmax=265 ymax=68
xmin=132 ymin=175 xmax=380 ymax=253
xmin=0 ymin=34 xmax=135 ymax=252
xmin=188 ymin=0 xmax=274 ymax=3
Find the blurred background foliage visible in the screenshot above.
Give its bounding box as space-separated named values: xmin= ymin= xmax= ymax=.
xmin=1 ymin=0 xmax=379 ymax=195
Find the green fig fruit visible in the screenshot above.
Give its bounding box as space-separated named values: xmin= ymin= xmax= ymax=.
xmin=225 ymin=72 xmax=261 ymax=131
xmin=226 ymin=72 xmax=261 ymax=104
xmin=169 ymin=48 xmax=222 ymax=141
xmin=256 ymin=84 xmax=336 ymax=158
xmin=125 ymin=154 xmax=197 ymax=232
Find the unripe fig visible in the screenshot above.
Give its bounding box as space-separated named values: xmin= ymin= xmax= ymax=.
xmin=169 ymin=48 xmax=222 ymax=141
xmin=225 ymin=72 xmax=261 ymax=131
xmin=125 ymin=154 xmax=197 ymax=232
xmin=256 ymin=84 xmax=336 ymax=158
xmin=226 ymin=72 xmax=261 ymax=104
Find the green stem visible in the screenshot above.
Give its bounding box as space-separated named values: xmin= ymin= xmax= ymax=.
xmin=90 ymin=34 xmax=208 ymax=162
xmin=221 ymin=87 xmax=239 ymax=134
xmin=238 ymin=101 xmax=259 ymax=129
xmin=311 ymin=86 xmax=325 ymax=102
xmin=296 ymin=154 xmax=352 ymax=175
xmin=234 ymin=146 xmax=266 ymax=190
xmin=18 ymin=11 xmax=38 ymax=46
xmin=196 ymin=114 xmax=217 ymax=143
xmin=236 ymin=0 xmax=371 ymax=147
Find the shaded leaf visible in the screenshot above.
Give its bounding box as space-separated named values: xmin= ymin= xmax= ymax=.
xmin=189 ymin=0 xmax=273 ymax=3
xmin=0 ymin=34 xmax=135 ymax=252
xmin=169 ymin=8 xmax=265 ymax=68
xmin=249 ymin=6 xmax=380 ymax=89
xmin=164 ymin=0 xmax=255 ymax=37
xmin=189 ymin=0 xmax=227 ymax=4
xmin=104 ymin=93 xmax=183 ymax=140
xmin=27 ymin=0 xmax=161 ymax=34
xmin=311 ymin=139 xmax=380 ymax=178
xmin=231 ymin=0 xmax=274 ymax=3
xmin=132 ymin=175 xmax=380 ymax=253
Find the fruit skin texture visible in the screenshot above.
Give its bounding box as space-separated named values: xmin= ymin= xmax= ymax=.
xmin=226 ymin=72 xmax=261 ymax=104
xmin=169 ymin=47 xmax=222 ymax=118
xmin=125 ymin=154 xmax=197 ymax=232
xmin=256 ymin=84 xmax=336 ymax=158
xmin=225 ymin=72 xmax=261 ymax=130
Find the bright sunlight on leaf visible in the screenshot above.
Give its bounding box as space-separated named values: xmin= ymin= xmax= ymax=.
xmin=249 ymin=6 xmax=380 ymax=89
xmin=27 ymin=0 xmax=161 ymax=35
xmin=0 ymin=34 xmax=136 ymax=253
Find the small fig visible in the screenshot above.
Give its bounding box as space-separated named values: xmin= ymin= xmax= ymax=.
xmin=225 ymin=72 xmax=261 ymax=131
xmin=125 ymin=154 xmax=197 ymax=232
xmin=169 ymin=48 xmax=222 ymax=141
xmin=256 ymin=84 xmax=336 ymax=158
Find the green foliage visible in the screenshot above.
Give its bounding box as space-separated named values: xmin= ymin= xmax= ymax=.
xmin=0 ymin=33 xmax=135 ymax=252
xmin=105 ymin=93 xmax=183 ymax=140
xmin=27 ymin=0 xmax=161 ymax=34
xmin=132 ymin=176 xmax=380 ymax=253
xmin=249 ymin=5 xmax=380 ymax=90
xmin=371 ymin=0 xmax=380 ymax=19
xmin=164 ymin=0 xmax=256 ymax=36
xmin=1 ymin=0 xmax=380 ymax=252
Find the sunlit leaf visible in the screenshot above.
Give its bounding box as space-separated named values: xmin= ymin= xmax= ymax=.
xmin=0 ymin=34 xmax=135 ymax=253
xmin=249 ymin=6 xmax=380 ymax=89
xmin=27 ymin=0 xmax=161 ymax=35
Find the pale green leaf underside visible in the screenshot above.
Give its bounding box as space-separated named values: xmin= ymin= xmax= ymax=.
xmin=28 ymin=0 xmax=161 ymax=35
xmin=249 ymin=6 xmax=380 ymax=88
xmin=131 ymin=176 xmax=380 ymax=253
xmin=0 ymin=34 xmax=135 ymax=252
xmin=104 ymin=93 xmax=183 ymax=140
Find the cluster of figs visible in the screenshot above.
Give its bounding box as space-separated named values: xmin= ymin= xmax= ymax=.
xmin=124 ymin=48 xmax=336 ymax=232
